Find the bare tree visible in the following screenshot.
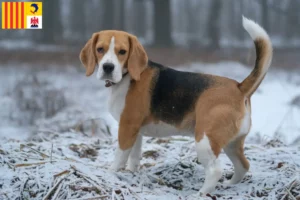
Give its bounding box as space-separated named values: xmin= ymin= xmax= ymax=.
xmin=285 ymin=0 xmax=300 ymax=39
xmin=117 ymin=0 xmax=125 ymax=30
xmin=261 ymin=0 xmax=270 ymax=33
xmin=185 ymin=0 xmax=201 ymax=48
xmin=70 ymin=0 xmax=86 ymax=40
xmin=87 ymin=1 xmax=103 ymax=34
xmin=153 ymin=0 xmax=173 ymax=47
xmin=206 ymin=0 xmax=222 ymax=50
xmin=102 ymin=0 xmax=115 ymax=30
xmin=132 ymin=1 xmax=146 ymax=38
xmin=236 ymin=0 xmax=245 ymax=41
xmin=40 ymin=0 xmax=62 ymax=44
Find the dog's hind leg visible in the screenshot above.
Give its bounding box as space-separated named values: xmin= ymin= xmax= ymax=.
xmin=195 ymin=134 xmax=222 ymax=195
xmin=194 ymin=104 xmax=244 ymax=195
xmin=223 ymin=135 xmax=249 ymax=184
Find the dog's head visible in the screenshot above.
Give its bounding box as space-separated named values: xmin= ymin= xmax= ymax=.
xmin=80 ymin=31 xmax=148 ymax=85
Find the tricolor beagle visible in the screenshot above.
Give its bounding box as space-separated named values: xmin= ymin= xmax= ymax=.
xmin=80 ymin=17 xmax=272 ymax=195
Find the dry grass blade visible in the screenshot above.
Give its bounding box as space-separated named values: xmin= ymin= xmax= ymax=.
xmin=42 ymin=170 xmax=74 ymax=200
xmin=54 ymin=170 xmax=70 ymax=178
xmin=20 ymin=144 xmax=50 ymax=159
xmin=69 ymin=185 xmax=102 ymax=195
xmin=105 ymin=123 xmax=111 ymax=136
xmin=19 ymin=177 xmax=30 ymax=200
xmin=143 ymin=150 xmax=159 ymax=159
xmin=14 ymin=161 xmax=56 ymax=168
xmin=4 ymin=160 xmax=14 ymax=169
xmin=52 ymin=181 xmax=64 ymax=200
xmin=50 ymin=143 xmax=53 ymax=164
xmin=71 ymin=165 xmax=107 ymax=195
xmin=128 ymin=188 xmax=143 ymax=200
xmin=80 ymin=175 xmax=107 ymax=195
xmin=285 ymin=188 xmax=297 ymax=200
xmin=280 ymin=178 xmax=300 ymax=200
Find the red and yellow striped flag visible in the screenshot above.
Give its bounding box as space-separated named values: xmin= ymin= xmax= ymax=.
xmin=2 ymin=2 xmax=42 ymax=29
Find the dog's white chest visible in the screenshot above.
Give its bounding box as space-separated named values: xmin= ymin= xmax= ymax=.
xmin=109 ymin=76 xmax=130 ymax=122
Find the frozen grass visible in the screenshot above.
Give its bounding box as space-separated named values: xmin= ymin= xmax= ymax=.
xmin=0 ymin=131 xmax=299 ymax=199
xmin=0 ymin=62 xmax=300 ymax=199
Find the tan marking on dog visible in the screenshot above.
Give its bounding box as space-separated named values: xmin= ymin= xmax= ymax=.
xmin=194 ymin=78 xmax=246 ymax=156
xmin=79 ymin=30 xmax=147 ymax=80
xmin=118 ymin=67 xmax=156 ymax=150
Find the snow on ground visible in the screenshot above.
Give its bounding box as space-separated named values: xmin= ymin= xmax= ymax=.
xmin=0 ymin=131 xmax=299 ymax=200
xmin=0 ymin=61 xmax=300 ymax=199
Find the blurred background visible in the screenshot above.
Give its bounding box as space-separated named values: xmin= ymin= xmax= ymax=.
xmin=1 ymin=0 xmax=300 ymax=67
xmin=0 ymin=0 xmax=299 ymax=144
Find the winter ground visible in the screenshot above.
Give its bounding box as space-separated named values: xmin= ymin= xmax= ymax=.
xmin=0 ymin=62 xmax=299 ymax=199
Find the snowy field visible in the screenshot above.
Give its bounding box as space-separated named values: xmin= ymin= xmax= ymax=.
xmin=0 ymin=62 xmax=300 ymax=199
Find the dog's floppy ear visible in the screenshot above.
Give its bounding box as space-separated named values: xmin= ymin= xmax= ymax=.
xmin=79 ymin=33 xmax=99 ymax=76
xmin=127 ymin=35 xmax=148 ymax=81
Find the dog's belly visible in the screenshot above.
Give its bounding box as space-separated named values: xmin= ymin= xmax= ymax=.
xmin=140 ymin=122 xmax=194 ymax=137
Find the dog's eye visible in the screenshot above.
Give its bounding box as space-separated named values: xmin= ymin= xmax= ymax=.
xmin=119 ymin=49 xmax=126 ymax=55
xmin=97 ymin=47 xmax=104 ymax=53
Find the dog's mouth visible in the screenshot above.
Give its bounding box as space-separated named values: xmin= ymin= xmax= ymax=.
xmin=101 ymin=74 xmax=115 ymax=87
xmin=104 ymin=72 xmax=129 ymax=88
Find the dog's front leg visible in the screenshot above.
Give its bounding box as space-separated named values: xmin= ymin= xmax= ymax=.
xmin=111 ymin=117 xmax=142 ymax=171
xmin=111 ymin=146 xmax=132 ymax=171
xmin=127 ymin=134 xmax=142 ymax=172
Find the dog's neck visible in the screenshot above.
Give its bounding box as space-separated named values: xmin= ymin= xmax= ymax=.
xmin=109 ymin=74 xmax=131 ymax=122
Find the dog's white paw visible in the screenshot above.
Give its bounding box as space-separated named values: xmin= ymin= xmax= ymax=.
xmin=126 ymin=163 xmax=139 ymax=172
xmin=126 ymin=158 xmax=140 ymax=172
xmin=110 ymin=162 xmax=125 ymax=172
xmin=223 ymin=176 xmax=241 ymax=186
xmin=126 ymin=160 xmax=140 ymax=172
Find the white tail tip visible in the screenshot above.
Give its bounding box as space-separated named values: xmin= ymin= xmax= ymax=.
xmin=242 ymin=16 xmax=269 ymax=40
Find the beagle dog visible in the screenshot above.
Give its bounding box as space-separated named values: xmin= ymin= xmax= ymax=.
xmin=80 ymin=17 xmax=272 ymax=195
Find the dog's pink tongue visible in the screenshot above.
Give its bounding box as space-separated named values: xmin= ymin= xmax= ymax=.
xmin=105 ymin=80 xmax=113 ymax=87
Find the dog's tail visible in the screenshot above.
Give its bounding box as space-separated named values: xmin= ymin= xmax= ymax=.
xmin=239 ymin=16 xmax=273 ymax=97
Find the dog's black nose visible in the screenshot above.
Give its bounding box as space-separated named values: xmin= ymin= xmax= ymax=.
xmin=103 ymin=63 xmax=114 ymax=73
